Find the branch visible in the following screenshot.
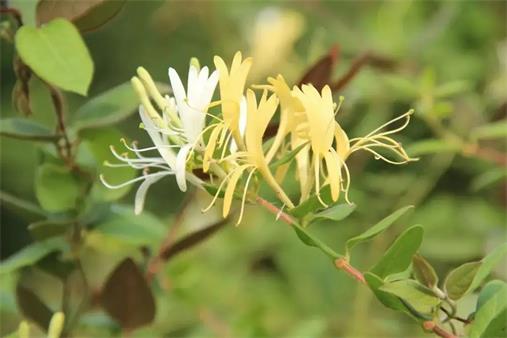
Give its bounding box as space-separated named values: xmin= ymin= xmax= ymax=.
xmin=0 ymin=6 xmax=23 ymax=27
xmin=255 ymin=196 xmax=364 ymax=282
xmin=146 ymin=193 xmax=230 ymax=282
xmin=256 ymin=196 xmax=457 ymax=338
xmin=423 ymin=321 xmax=458 ymax=338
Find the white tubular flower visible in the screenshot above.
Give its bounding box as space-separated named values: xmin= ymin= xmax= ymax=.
xmin=168 ymin=64 xmax=219 ymax=191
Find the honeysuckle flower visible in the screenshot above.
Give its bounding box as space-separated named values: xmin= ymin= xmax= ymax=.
xmin=292 ymin=84 xmax=346 ymax=205
xmin=213 ymin=51 xmax=252 ymax=147
xmin=167 ymin=63 xmax=219 ymax=190
xmin=204 ymin=89 xmax=294 ymax=224
xmin=292 ymin=83 xmax=416 ymax=206
xmin=260 ymin=75 xmax=312 ymax=201
xmin=102 ymin=62 xmax=219 ymax=214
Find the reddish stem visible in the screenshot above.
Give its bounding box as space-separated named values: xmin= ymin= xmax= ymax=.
xmin=334 ymin=258 xmax=366 ymax=284
xmin=423 ymin=321 xmax=458 ymax=338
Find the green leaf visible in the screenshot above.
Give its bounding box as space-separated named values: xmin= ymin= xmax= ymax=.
xmin=477 ymin=280 xmax=507 ymax=311
xmin=28 ymin=219 xmax=72 ymax=240
xmin=36 ymin=0 xmax=125 ymax=33
xmin=412 ymin=254 xmax=439 ymax=289
xmin=72 ymin=83 xmax=137 ymax=131
xmin=288 ymin=185 xmax=335 ymax=219
xmin=15 ymin=19 xmax=93 ymax=95
xmin=101 ymin=258 xmax=155 ymax=330
xmin=469 ymin=243 xmax=507 ymax=293
xmin=469 ymin=281 xmax=507 ymax=338
xmin=370 ymin=225 xmax=424 ymax=279
xmin=405 ymin=139 xmax=460 ymax=156
xmin=0 ymin=118 xmax=58 ymax=141
xmin=35 ymin=163 xmax=82 ymax=212
xmin=91 ymin=205 xmax=166 ymax=247
xmin=80 ymin=128 xmax=136 ymax=201
xmin=471 ymin=168 xmax=507 ymax=192
xmin=269 ymin=142 xmax=309 ymax=169
xmin=72 ymin=82 xmax=168 ymax=131
xmin=380 ymin=279 xmax=441 ymax=315
xmin=345 ymin=206 xmax=413 ymax=257
xmin=312 ymin=203 xmax=356 ymax=222
xmin=444 ymin=261 xmax=482 ymax=301
xmin=471 ymin=120 xmax=507 ymax=140
xmin=16 ymin=285 xmax=53 ymax=331
xmin=434 ymin=80 xmax=470 ymax=98
xmin=293 ymin=226 xmax=318 ymax=248
xmin=0 ymin=238 xmax=66 ymax=274
xmin=364 ymin=272 xmax=408 ymax=313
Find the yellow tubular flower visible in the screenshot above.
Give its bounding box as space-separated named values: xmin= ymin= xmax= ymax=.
xmin=261 ymin=75 xmax=312 ymax=202
xmin=204 ymin=89 xmax=294 ymax=224
xmin=214 ymin=51 xmax=253 ymax=148
xmin=292 ymin=84 xmax=343 ymax=205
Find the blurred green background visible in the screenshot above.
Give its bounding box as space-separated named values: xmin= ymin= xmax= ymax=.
xmin=1 ymin=1 xmax=506 ymax=337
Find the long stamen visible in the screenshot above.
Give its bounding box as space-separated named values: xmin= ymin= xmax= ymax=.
xmin=201 ymin=169 xmax=237 ymax=212
xmin=100 ymin=172 xmax=169 ymax=189
xmin=236 ymin=167 xmax=257 ymax=225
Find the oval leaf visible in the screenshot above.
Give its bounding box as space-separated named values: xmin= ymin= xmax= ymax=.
xmin=469 ymin=281 xmax=507 ymax=338
xmin=345 ymin=205 xmax=413 ymax=257
xmin=444 ymin=261 xmax=482 ymax=301
xmin=412 ymin=254 xmax=439 ymax=289
xmin=72 ymin=81 xmax=169 ymax=131
xmin=312 ymin=203 xmax=356 ymax=222
xmin=16 ymin=285 xmax=53 ymax=331
xmin=469 ymin=243 xmax=507 ymax=293
xmin=0 ymin=238 xmax=66 ymax=274
xmin=380 ymin=279 xmax=441 ymax=315
xmin=35 ymin=163 xmax=82 ymax=212
xmin=37 ymin=0 xmax=125 ymax=33
xmin=0 ymin=118 xmax=58 ymax=141
xmin=370 ymin=225 xmax=424 ymax=279
xmin=471 ymin=120 xmax=507 ymax=140
xmin=364 ymin=272 xmax=408 ymax=313
xmin=15 ymin=19 xmax=93 ymax=95
xmin=101 ymin=258 xmax=155 ymax=330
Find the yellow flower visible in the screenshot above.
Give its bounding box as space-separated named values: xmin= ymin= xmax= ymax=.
xmin=214 ymin=51 xmax=252 ymax=146
xmin=260 ymin=75 xmax=311 ymax=201
xmin=204 ymin=89 xmax=294 ymax=224
xmin=292 ymin=84 xmax=346 ymax=204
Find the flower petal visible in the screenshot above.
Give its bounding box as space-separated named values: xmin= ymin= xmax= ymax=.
xmin=175 ymin=144 xmax=192 ymax=192
xmin=134 ymin=174 xmax=168 ymax=215
xmin=168 ymin=67 xmax=186 ymax=103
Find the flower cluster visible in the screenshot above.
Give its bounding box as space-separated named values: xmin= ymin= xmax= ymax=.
xmin=102 ymin=52 xmax=416 ymax=223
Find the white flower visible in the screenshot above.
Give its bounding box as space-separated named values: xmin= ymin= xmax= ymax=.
xmin=168 ymin=65 xmax=219 ymax=191
xmin=102 ymin=63 xmax=217 ymax=214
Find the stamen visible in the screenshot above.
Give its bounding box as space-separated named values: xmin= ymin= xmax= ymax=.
xmin=100 ymin=172 xmax=170 ymax=189
xmin=236 ymin=168 xmax=257 ymax=225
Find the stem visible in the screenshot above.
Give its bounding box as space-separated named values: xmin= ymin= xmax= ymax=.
xmin=256 ymin=196 xmax=456 ymax=338
xmin=423 ymin=321 xmax=458 ymax=338
xmin=46 ymin=82 xmax=73 ymax=163
xmin=255 ymin=196 xmax=357 ymax=277
xmin=0 ymin=6 xmax=23 ymax=27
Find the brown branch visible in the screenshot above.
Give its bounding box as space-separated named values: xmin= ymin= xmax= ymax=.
xmin=440 ymin=306 xmax=471 ymax=325
xmin=330 ymin=52 xmax=371 ymax=92
xmin=46 ymin=82 xmax=73 ymax=162
xmin=464 ymin=145 xmax=507 ymax=166
xmin=146 ymin=193 xmax=230 ymax=282
xmin=423 ymin=321 xmax=458 ymax=338
xmin=0 ymin=7 xmax=23 ymax=27
xmin=334 ymin=258 xmax=366 ymax=284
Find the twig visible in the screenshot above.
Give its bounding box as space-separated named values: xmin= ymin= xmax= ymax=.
xmin=256 ymin=196 xmax=456 ymax=338
xmin=255 ymin=196 xmax=363 ymax=282
xmin=440 ymin=306 xmax=471 ymax=325
xmin=146 ymin=194 xmax=194 ymax=282
xmin=331 ymin=52 xmax=371 ymax=92
xmin=146 ymin=193 xmax=230 ymax=282
xmin=423 ymin=321 xmax=458 ymax=338
xmin=46 ymin=82 xmax=73 ymax=162
xmin=0 ymin=6 xmax=23 ymax=27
